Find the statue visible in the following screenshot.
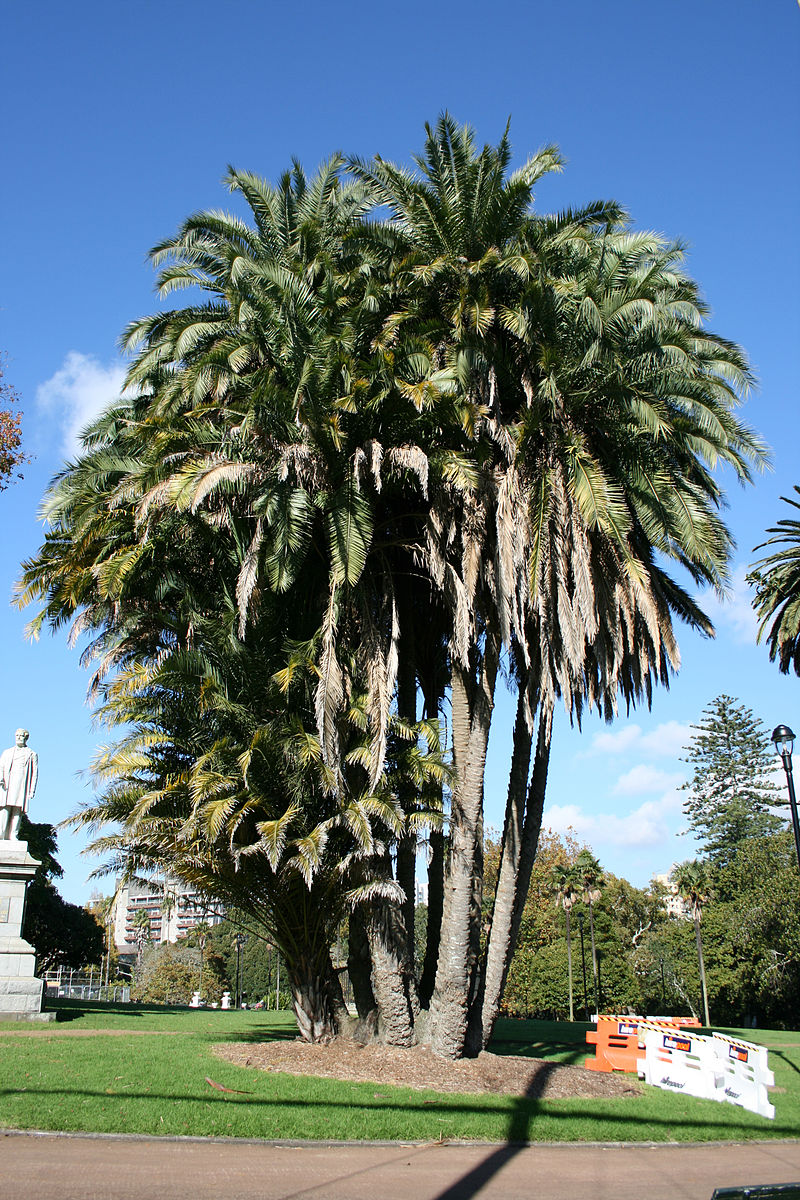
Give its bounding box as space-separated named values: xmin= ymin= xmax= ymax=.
xmin=0 ymin=729 xmax=39 ymax=841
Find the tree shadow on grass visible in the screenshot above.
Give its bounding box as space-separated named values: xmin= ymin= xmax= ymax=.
xmin=0 ymin=1080 xmax=790 ymax=1140
xmin=772 ymin=1051 xmax=800 ymax=1078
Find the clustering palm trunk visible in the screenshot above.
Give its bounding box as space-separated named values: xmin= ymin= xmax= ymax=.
xmin=429 ymin=648 xmax=498 ymax=1058
xmin=694 ymin=914 xmax=711 ymax=1027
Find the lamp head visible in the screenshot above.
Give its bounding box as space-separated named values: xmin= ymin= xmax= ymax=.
xmin=772 ymin=724 xmax=796 ymax=759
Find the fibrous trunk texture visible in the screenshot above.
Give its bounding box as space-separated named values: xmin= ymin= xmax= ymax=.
xmin=367 ymin=897 xmax=416 ymax=1046
xmin=429 ymin=642 xmax=498 ymax=1059
xmin=288 ymin=953 xmax=339 ymax=1042
xmin=695 ymin=918 xmax=711 ymax=1026
xmin=348 ymin=905 xmax=377 ymax=1019
xmin=418 ymin=827 xmax=444 ymax=1009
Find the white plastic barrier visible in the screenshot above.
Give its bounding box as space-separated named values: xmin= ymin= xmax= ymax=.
xmin=711 ymin=1034 xmax=775 ymax=1120
xmin=712 ymin=1033 xmax=773 ymax=1079
xmin=637 ymin=1027 xmax=723 ymax=1101
xmin=637 ymin=1028 xmax=775 ymax=1120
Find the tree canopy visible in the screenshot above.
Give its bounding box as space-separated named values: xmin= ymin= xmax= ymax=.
xmin=0 ymin=358 xmax=29 ymax=491
xmin=750 ymin=487 xmax=800 ymax=676
xmin=680 ymin=694 xmax=784 ymax=865
xmin=17 ymin=117 xmax=768 ymax=1056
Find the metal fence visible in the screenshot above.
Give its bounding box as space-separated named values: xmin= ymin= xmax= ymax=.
xmin=43 ymin=969 xmax=130 ymax=1004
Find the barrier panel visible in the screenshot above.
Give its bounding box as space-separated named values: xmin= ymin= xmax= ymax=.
xmin=636 ymin=1027 xmax=723 ymax=1101
xmin=712 ymin=1034 xmax=775 ymax=1120
xmin=585 ymin=1015 xmax=677 ymax=1073
xmin=636 ymin=1028 xmax=776 ymax=1119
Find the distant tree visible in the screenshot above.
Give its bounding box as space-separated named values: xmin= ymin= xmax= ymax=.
xmin=134 ymin=940 xmax=226 ymax=1005
xmin=551 ymin=864 xmax=579 ymax=1021
xmin=206 ymin=915 xmax=289 ymax=1006
xmin=750 ymin=487 xmax=800 ymax=675
xmin=711 ymin=832 xmax=800 ymax=1027
xmin=130 ymin=908 xmax=153 ymax=974
xmin=0 ymin=358 xmax=29 ymax=490
xmin=19 ymin=817 xmax=104 ymax=974
xmin=681 ymin=695 xmax=784 ymax=866
xmin=632 ymin=919 xmax=704 ymax=1019
xmin=575 ymin=849 xmax=604 ymax=1016
xmin=672 ymin=860 xmax=711 ymax=1026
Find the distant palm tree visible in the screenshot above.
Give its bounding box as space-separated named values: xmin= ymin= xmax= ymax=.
xmin=672 ymin=860 xmax=711 ymax=1026
xmin=552 ymin=864 xmax=579 ymax=1021
xmin=131 ymin=908 xmax=152 ymax=976
xmin=193 ymin=921 xmax=211 ymax=1000
xmin=575 ymin=850 xmax=604 ymax=1017
xmin=750 ymin=487 xmax=800 ymax=675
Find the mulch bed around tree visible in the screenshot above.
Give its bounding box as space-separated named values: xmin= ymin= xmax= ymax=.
xmin=214 ymin=1039 xmax=641 ymax=1100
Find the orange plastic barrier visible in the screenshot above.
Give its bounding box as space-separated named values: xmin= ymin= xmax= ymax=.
xmin=585 ymin=1016 xmax=680 ymax=1073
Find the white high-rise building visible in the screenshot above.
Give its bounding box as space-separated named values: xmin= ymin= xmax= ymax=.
xmin=112 ymin=878 xmax=222 ymax=961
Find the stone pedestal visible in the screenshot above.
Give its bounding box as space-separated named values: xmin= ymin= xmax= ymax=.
xmin=0 ymin=840 xmax=46 ymax=1018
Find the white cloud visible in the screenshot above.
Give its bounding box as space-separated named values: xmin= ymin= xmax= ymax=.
xmin=37 ymin=352 xmax=127 ymax=458
xmin=700 ymin=564 xmax=758 ymax=645
xmin=587 ymin=720 xmax=690 ymax=759
xmin=545 ymin=787 xmax=684 ymax=850
xmin=640 ymin=721 xmax=692 ymax=758
xmin=589 ymin=725 xmax=643 ymax=755
xmin=613 ymin=764 xmax=684 ymax=796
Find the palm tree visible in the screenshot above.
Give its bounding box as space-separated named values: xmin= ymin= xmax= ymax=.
xmin=354 ymin=115 xmax=768 ymax=1056
xmin=18 ymin=118 xmax=769 ymax=1059
xmin=672 ymin=860 xmax=711 ymax=1026
xmin=552 ymin=864 xmax=579 ymax=1021
xmin=750 ymin=487 xmax=800 ymax=675
xmin=575 ymin=850 xmax=604 ymax=1018
xmin=131 ymin=907 xmax=152 ymax=976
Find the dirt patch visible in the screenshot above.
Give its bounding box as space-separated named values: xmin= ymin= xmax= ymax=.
xmin=214 ymin=1039 xmax=640 ymax=1100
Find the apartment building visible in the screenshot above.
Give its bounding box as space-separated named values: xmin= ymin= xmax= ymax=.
xmin=112 ymin=878 xmax=222 ymax=961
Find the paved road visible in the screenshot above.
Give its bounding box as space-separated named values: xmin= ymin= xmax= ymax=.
xmin=2 ymin=1132 xmax=800 ymax=1200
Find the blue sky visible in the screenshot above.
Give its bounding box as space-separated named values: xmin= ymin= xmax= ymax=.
xmin=2 ymin=0 xmax=798 ymax=903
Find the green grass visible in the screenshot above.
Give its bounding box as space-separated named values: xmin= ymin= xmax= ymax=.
xmin=0 ymin=1001 xmax=796 ymax=1143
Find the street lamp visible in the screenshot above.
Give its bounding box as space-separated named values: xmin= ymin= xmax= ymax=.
xmin=234 ymin=932 xmax=247 ymax=1008
xmin=771 ymin=724 xmax=800 ymax=873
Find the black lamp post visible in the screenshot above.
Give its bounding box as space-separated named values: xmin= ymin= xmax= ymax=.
xmin=772 ymin=724 xmax=800 ymax=874
xmin=234 ymin=932 xmax=247 ymax=1008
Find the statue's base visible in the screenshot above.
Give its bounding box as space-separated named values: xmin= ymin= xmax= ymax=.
xmin=0 ymin=839 xmax=46 ymax=1018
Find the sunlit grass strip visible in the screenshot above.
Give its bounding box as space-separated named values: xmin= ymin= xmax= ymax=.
xmin=0 ymin=1005 xmax=795 ymax=1143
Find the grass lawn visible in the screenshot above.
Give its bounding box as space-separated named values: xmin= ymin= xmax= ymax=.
xmin=0 ymin=1001 xmax=795 ymax=1143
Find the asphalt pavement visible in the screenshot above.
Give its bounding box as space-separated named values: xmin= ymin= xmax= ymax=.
xmin=2 ymin=1131 xmax=800 ymax=1200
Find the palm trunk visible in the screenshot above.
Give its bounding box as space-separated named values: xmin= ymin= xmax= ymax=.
xmin=694 ymin=915 xmax=711 ymax=1026
xmin=588 ymin=902 xmax=600 ymax=1017
xmin=565 ymin=908 xmax=574 ymax=1022
xmin=418 ymin=827 xmax=444 ymax=1008
xmin=506 ymin=709 xmax=552 ymax=955
xmin=348 ymin=904 xmax=377 ymax=1019
xmin=464 ymin=684 xmax=533 ymax=1053
xmin=418 ymin=668 xmax=445 ymax=1011
xmin=467 ymin=707 xmax=552 ymax=1051
xmin=429 ymin=639 xmax=498 ymax=1059
xmin=288 ymin=952 xmax=339 ymax=1042
xmin=395 ymin=647 xmax=418 ymax=994
xmin=367 ymin=895 xmax=416 ymax=1046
